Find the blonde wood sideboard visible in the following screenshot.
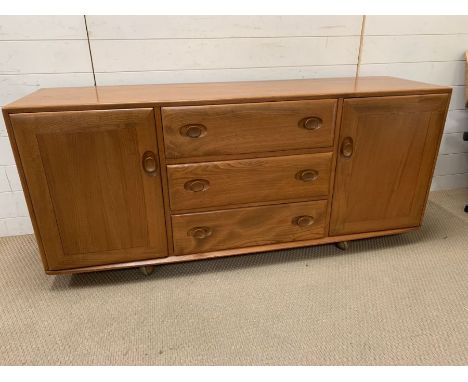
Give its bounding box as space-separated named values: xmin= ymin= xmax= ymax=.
xmin=2 ymin=77 xmax=451 ymax=275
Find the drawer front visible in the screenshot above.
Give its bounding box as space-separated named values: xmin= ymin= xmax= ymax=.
xmin=167 ymin=152 xmax=332 ymax=211
xmin=172 ymin=200 xmax=328 ymax=255
xmin=162 ymin=99 xmax=337 ymax=159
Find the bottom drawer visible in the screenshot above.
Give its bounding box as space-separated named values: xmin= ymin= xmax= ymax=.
xmin=172 ymin=200 xmax=328 ymax=255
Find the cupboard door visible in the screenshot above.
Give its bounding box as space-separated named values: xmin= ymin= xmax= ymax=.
xmin=11 ymin=109 xmax=167 ymax=270
xmin=330 ymin=94 xmax=450 ymax=236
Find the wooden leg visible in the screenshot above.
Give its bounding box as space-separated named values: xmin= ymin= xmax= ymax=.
xmin=139 ymin=265 xmax=155 ymax=276
xmin=335 ymin=241 xmax=349 ymax=251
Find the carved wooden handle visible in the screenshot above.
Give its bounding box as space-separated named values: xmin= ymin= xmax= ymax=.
xmin=301 ymin=117 xmax=322 ymax=130
xmin=293 ymin=215 xmax=315 ymax=227
xmin=341 ymin=137 xmax=354 ymax=158
xmin=188 ymin=226 xmax=213 ymax=239
xmin=142 ymin=151 xmax=158 ymax=176
xmin=180 ymin=124 xmax=207 ymax=138
xmin=184 ymin=179 xmax=210 ymax=192
xmin=295 ymin=169 xmax=319 ymax=182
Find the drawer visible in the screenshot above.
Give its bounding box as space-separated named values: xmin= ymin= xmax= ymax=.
xmin=167 ymin=152 xmax=332 ymax=211
xmin=162 ymin=99 xmax=337 ymax=159
xmin=172 ymin=200 xmax=328 ymax=255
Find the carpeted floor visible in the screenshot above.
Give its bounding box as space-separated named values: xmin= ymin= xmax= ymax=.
xmin=0 ymin=189 xmax=467 ymax=365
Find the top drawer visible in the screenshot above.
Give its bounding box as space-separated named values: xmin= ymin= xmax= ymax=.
xmin=161 ymin=99 xmax=337 ymax=159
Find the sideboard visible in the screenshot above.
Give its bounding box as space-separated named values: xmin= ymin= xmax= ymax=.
xmin=2 ymin=77 xmax=452 ymax=275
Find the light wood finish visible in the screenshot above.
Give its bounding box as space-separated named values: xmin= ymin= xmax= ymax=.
xmin=172 ymin=200 xmax=327 ymax=255
xmin=164 ymin=146 xmax=334 ymax=165
xmin=330 ymin=94 xmax=450 ymax=236
xmin=10 ymin=109 xmax=167 ymax=270
xmin=2 ymin=109 xmax=50 ymax=270
xmin=2 ymin=77 xmax=452 ymax=275
xmin=45 ymin=226 xmax=419 ymax=275
xmin=154 ymin=107 xmax=176 ymax=256
xmin=324 ymin=98 xmax=344 ymax=237
xmin=4 ymin=77 xmax=450 ymax=113
xmin=167 ymin=152 xmax=332 ymax=211
xmin=161 ymin=99 xmax=336 ymax=158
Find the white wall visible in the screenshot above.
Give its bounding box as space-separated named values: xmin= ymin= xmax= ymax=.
xmin=360 ymin=16 xmax=468 ymax=191
xmin=86 ymin=16 xmax=361 ymax=84
xmin=0 ymin=16 xmax=95 ymax=236
xmin=0 ymin=15 xmax=467 ymax=237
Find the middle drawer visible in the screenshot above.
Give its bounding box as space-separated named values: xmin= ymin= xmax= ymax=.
xmin=167 ymin=152 xmax=332 ymax=211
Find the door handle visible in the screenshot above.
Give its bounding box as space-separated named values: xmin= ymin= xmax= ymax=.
xmin=340 ymin=137 xmax=354 ymax=158
xmin=142 ymin=151 xmax=158 ymax=176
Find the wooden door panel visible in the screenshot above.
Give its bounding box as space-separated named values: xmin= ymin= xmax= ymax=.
xmin=37 ymin=126 xmax=148 ymax=254
xmin=330 ymin=94 xmax=450 ymax=236
xmin=11 ymin=109 xmax=167 ymax=270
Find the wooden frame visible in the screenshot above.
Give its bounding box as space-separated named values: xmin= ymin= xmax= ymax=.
xmin=2 ymin=77 xmax=452 ymax=275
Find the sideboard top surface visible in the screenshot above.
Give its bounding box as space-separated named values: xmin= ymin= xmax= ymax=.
xmin=3 ymin=76 xmax=451 ymax=113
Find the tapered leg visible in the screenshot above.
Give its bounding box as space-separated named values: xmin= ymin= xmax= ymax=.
xmin=139 ymin=265 xmax=155 ymax=276
xmin=335 ymin=241 xmax=349 ymax=251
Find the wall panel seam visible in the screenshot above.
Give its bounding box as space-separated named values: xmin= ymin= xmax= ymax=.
xmin=364 ymin=33 xmax=468 ymax=37
xmin=87 ymin=35 xmax=362 ymax=41
xmin=356 ymin=15 xmax=366 ymax=79
xmin=93 ymin=64 xmax=357 ymax=74
xmin=84 ymin=15 xmax=97 ymax=87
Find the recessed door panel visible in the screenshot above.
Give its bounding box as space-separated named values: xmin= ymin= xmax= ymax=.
xmin=330 ymin=94 xmax=450 ymax=236
xmin=11 ymin=109 xmax=167 ymax=270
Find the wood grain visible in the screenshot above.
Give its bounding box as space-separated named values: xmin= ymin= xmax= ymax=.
xmin=162 ymin=99 xmax=336 ymax=158
xmin=167 ymin=152 xmax=332 ymax=211
xmin=10 ymin=108 xmax=168 ymax=270
xmin=172 ymin=200 xmax=328 ymax=255
xmin=45 ymin=226 xmax=418 ymax=275
xmin=1 ymin=77 xmax=453 ymax=275
xmin=2 ymin=109 xmax=49 ymax=269
xmin=154 ymin=107 xmax=176 ymax=256
xmin=3 ymin=77 xmax=451 ymax=113
xmin=330 ymin=94 xmax=450 ymax=236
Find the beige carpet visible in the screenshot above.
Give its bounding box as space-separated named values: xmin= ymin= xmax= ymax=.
xmin=0 ymin=189 xmax=467 ymax=365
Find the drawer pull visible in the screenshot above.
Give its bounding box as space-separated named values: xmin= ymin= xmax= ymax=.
xmin=295 ymin=169 xmax=319 ymax=182
xmin=188 ymin=226 xmax=213 ymax=239
xmin=142 ymin=151 xmax=158 ymax=176
xmin=184 ymin=179 xmax=210 ymax=192
xmin=301 ymin=117 xmax=322 ymax=131
xmin=293 ymin=215 xmax=315 ymax=227
xmin=341 ymin=137 xmax=354 ymax=158
xmin=180 ymin=124 xmax=207 ymax=139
